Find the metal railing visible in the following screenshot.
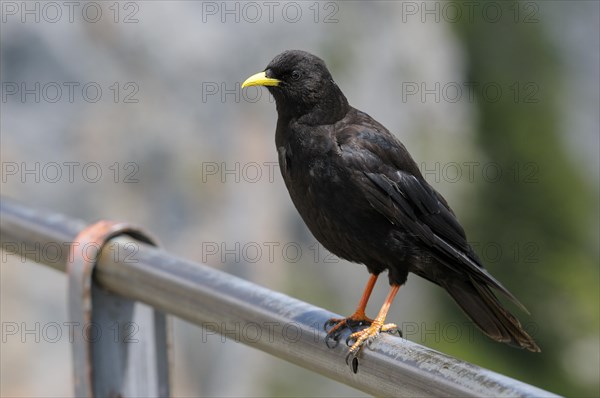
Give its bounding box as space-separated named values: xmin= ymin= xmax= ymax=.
xmin=0 ymin=198 xmax=559 ymax=397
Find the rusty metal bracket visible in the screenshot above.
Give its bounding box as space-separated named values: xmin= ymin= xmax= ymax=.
xmin=67 ymin=220 xmax=171 ymax=398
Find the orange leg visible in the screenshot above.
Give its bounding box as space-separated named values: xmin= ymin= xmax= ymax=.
xmin=325 ymin=274 xmax=378 ymax=337
xmin=348 ymin=284 xmax=400 ymax=355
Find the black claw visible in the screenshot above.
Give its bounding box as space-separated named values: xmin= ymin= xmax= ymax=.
xmin=366 ymin=335 xmax=377 ymax=349
xmin=344 ymin=350 xmax=355 ymax=366
xmin=345 ymin=334 xmax=356 ymax=347
xmin=325 ymin=325 xmax=343 ymax=340
xmin=325 ymin=332 xmax=340 ymax=349
xmin=323 ymin=319 xmax=338 ymax=332
xmin=351 ymin=356 xmax=359 ymax=373
xmin=385 ymin=327 xmax=402 ymax=338
xmin=345 ymin=350 xmax=360 ymax=374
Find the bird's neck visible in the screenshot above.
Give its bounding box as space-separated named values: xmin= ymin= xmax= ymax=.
xmin=275 ymin=88 xmax=350 ymax=126
xmin=310 ymin=90 xmax=350 ymax=125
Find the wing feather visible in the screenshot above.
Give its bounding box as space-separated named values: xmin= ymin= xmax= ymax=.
xmin=337 ymin=123 xmax=527 ymax=311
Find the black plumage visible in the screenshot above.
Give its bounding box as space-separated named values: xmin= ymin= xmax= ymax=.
xmin=242 ymin=50 xmax=540 ymax=354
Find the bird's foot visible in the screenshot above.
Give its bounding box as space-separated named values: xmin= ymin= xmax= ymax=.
xmin=345 ymin=321 xmax=400 ymax=357
xmin=324 ymin=313 xmax=374 ymax=348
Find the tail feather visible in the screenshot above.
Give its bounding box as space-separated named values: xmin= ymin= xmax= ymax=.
xmin=444 ymin=278 xmax=541 ymax=352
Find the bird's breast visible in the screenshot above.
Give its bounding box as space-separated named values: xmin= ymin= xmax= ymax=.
xmin=276 ymin=142 xmax=389 ymax=264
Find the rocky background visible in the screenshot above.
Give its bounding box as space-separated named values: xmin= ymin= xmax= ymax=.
xmin=1 ymin=1 xmax=598 ymax=396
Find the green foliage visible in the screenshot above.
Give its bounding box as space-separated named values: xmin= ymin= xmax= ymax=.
xmin=441 ymin=1 xmax=600 ymax=396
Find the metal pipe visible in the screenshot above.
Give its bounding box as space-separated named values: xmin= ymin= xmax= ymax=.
xmin=0 ymin=198 xmax=559 ymax=397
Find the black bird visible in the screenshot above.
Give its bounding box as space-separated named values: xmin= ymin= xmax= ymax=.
xmin=242 ymin=50 xmax=540 ymax=355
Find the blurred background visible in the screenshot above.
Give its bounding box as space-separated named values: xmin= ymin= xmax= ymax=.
xmin=1 ymin=1 xmax=598 ymax=396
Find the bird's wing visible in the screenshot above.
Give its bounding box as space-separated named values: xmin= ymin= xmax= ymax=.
xmin=336 ymin=122 xmax=526 ymax=310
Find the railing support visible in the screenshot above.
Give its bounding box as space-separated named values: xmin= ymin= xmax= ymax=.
xmin=67 ymin=220 xmax=170 ymax=397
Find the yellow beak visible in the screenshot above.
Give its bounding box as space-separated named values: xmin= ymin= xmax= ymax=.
xmin=241 ymin=71 xmax=281 ymax=88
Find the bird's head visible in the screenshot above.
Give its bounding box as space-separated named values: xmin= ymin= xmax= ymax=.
xmin=242 ymin=50 xmax=349 ymax=124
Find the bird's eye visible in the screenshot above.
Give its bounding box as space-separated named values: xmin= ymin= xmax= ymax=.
xmin=291 ymin=70 xmax=301 ymax=81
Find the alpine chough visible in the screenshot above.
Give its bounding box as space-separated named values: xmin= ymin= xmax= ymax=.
xmin=242 ymin=50 xmax=540 ymax=355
